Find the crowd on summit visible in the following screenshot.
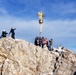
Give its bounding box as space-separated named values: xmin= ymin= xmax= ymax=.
xmin=34 ymin=36 xmax=53 ymax=51
xmin=0 ymin=27 xmax=16 ymax=39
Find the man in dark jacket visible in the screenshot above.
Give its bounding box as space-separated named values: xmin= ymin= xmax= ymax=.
xmin=1 ymin=30 xmax=8 ymax=38
xmin=49 ymin=39 xmax=53 ymax=51
xmin=9 ymin=27 xmax=16 ymax=39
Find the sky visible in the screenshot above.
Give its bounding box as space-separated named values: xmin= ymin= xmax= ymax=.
xmin=0 ymin=0 xmax=76 ymax=53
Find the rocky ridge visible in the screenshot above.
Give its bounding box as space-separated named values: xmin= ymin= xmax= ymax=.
xmin=0 ymin=37 xmax=76 ymax=75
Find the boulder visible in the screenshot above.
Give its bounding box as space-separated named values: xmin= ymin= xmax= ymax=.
xmin=0 ymin=37 xmax=75 ymax=75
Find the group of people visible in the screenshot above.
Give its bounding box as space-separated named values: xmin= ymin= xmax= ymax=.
xmin=0 ymin=27 xmax=53 ymax=51
xmin=34 ymin=36 xmax=53 ymax=51
xmin=0 ymin=27 xmax=16 ymax=39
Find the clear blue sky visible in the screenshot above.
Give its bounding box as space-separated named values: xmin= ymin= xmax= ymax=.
xmin=0 ymin=0 xmax=76 ymax=53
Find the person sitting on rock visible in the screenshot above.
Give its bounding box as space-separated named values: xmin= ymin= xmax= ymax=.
xmin=0 ymin=30 xmax=8 ymax=38
xmin=9 ymin=27 xmax=16 ymax=39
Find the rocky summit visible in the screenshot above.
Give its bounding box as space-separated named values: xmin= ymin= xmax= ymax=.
xmin=0 ymin=37 xmax=76 ymax=75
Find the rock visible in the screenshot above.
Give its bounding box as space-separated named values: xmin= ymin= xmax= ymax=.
xmin=0 ymin=37 xmax=75 ymax=75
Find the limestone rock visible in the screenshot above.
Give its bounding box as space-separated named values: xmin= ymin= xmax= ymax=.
xmin=0 ymin=37 xmax=75 ymax=75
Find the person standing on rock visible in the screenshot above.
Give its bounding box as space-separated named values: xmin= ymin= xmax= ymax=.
xmin=34 ymin=36 xmax=40 ymax=46
xmin=42 ymin=37 xmax=45 ymax=48
xmin=9 ymin=27 xmax=16 ymax=39
xmin=49 ymin=39 xmax=53 ymax=51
